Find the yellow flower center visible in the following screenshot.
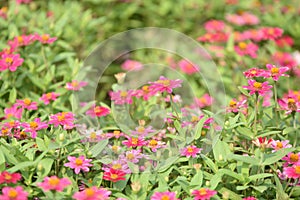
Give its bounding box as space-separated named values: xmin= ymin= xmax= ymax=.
xmin=1 ymin=7 xmax=8 ymax=13
xmin=295 ymin=166 xmax=300 ymax=174
xmin=268 ymin=29 xmax=274 ymax=35
xmin=120 ymin=91 xmax=127 ymax=97
xmin=191 ymin=116 xmax=199 ymax=123
xmin=290 ymin=153 xmax=299 ymax=162
xmin=111 ymin=145 xmax=119 ymax=153
xmin=20 ymin=131 xmax=26 ymax=138
xmin=85 ymin=188 xmax=95 ymax=197
xmin=161 ymin=195 xmax=170 ymax=200
xmin=41 ymin=34 xmax=49 ymax=41
xmin=253 ymin=82 xmax=262 ymax=89
xmin=5 ymin=57 xmax=13 ymax=64
xmin=113 ymin=130 xmax=120 ymax=136
xmin=131 ymin=138 xmax=138 ymax=145
xmin=94 ymin=106 xmax=102 ymax=114
xmin=187 ymin=147 xmax=194 ymax=153
xmin=288 ymin=98 xmax=297 ymax=110
xmin=57 ymin=113 xmax=66 ymax=121
xmin=149 ymin=139 xmax=158 ymax=147
xmin=4 ymin=174 xmax=12 ymax=180
xmin=48 ymin=177 xmax=60 ymax=186
xmin=46 ymin=93 xmax=52 ymax=99
xmin=17 ymin=36 xmax=23 ymax=43
xmin=29 ymin=121 xmax=38 ymax=129
xmin=288 ymin=98 xmax=295 ymax=104
xmin=137 ymin=126 xmax=145 ymax=133
xmin=276 ymin=142 xmax=283 ymax=148
xmin=238 ymin=42 xmax=247 ymax=49
xmin=75 ymin=158 xmax=83 ymax=166
xmin=157 ymin=79 xmax=170 ymax=86
xmin=90 ymin=132 xmax=97 ymax=139
xmin=199 ymin=188 xmax=207 ymax=195
xmin=229 ymin=100 xmax=237 ymax=107
xmin=112 ymin=163 xmax=122 ymax=170
xmin=8 ymin=189 xmax=18 ymax=198
xmin=110 ymin=173 xmax=119 ymax=179
xmin=24 ymin=98 xmax=31 ymax=105
xmin=71 ymin=81 xmax=79 ymax=87
xmin=271 ymin=67 xmax=279 ymax=74
xmin=126 ymin=153 xmax=134 ymax=160
xmin=250 ymin=70 xmax=257 ymax=75
xmin=142 ymin=85 xmax=149 ymax=93
xmin=9 ymin=121 xmax=15 ymax=127
xmin=6 ymin=113 xmax=13 ymax=119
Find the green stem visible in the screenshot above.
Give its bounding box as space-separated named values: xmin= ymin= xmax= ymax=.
xmin=41 ymin=45 xmax=48 ymax=68
xmin=288 ymin=178 xmax=299 ymax=198
xmin=254 ymin=93 xmax=259 ymax=136
xmin=273 ymin=82 xmax=279 ymax=127
xmin=293 ymin=113 xmax=297 ymax=147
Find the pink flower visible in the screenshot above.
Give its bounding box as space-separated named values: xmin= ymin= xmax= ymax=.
xmin=272 ymin=52 xmax=297 ymax=69
xmin=21 ymin=118 xmax=48 ymax=138
xmin=0 ymin=171 xmax=21 ymax=184
xmin=49 ymin=112 xmax=75 ymax=129
xmin=204 ymin=20 xmax=225 ymax=32
xmin=252 ymin=137 xmax=272 ymax=149
xmin=261 ymin=27 xmax=283 ymax=40
xmin=226 ymin=12 xmax=259 ymax=26
xmin=0 ymin=53 xmax=24 ymax=72
xmin=102 ymin=160 xmax=130 ymax=174
xmin=242 ymin=79 xmax=272 ymax=96
xmin=282 ymin=153 xmax=300 ymax=166
xmin=241 ymin=12 xmax=260 ymax=25
xmin=226 ymin=98 xmax=247 ymax=113
xmin=119 ymin=149 xmax=143 ymax=163
xmin=178 ymin=59 xmax=199 ymax=75
xmin=3 ymin=120 xmax=21 ymax=129
xmin=243 ymin=197 xmax=257 ymax=200
xmin=122 ymin=136 xmax=147 ymax=148
xmin=121 ymin=59 xmax=143 ymax=71
xmin=270 ymin=140 xmax=292 ymax=152
xmin=35 ymin=34 xmax=57 ymax=44
xmin=134 ymin=85 xmax=156 ymax=101
xmin=86 ymin=106 xmax=110 ymax=118
xmin=234 ymin=42 xmax=259 ymax=58
xmin=147 ymin=139 xmax=166 ymax=152
xmin=15 ymin=98 xmax=38 ymax=110
xmin=110 ymin=90 xmax=135 ymax=105
xmin=148 ymin=76 xmax=183 ymax=95
xmin=0 ymin=186 xmax=28 ymax=200
xmin=151 ymin=191 xmax=179 ymax=200
xmin=73 ymin=187 xmax=111 ymax=200
xmin=284 ymin=163 xmax=300 ymax=179
xmin=16 ymin=0 xmax=31 ymax=4
xmin=191 ymin=188 xmax=217 ymax=200
xmin=275 ymin=36 xmax=294 ymax=47
xmin=193 ymin=94 xmax=213 ymax=108
xmin=40 ymin=92 xmax=59 ymax=105
xmin=278 ymin=96 xmax=300 ymax=114
xmin=0 ymin=7 xmax=7 ymax=20
xmin=37 ymin=176 xmax=71 ymax=192
xmin=64 ymin=155 xmax=93 ymax=174
xmin=131 ymin=125 xmax=155 ymax=136
xmin=65 ymin=80 xmax=88 ymax=91
xmin=4 ymin=105 xmax=23 ymax=119
xmin=105 ymin=130 xmax=125 ymax=139
xmin=103 ymin=168 xmax=126 ymax=182
xmin=243 ymin=68 xmax=265 ymax=78
xmin=180 ymin=145 xmax=202 ymax=158
xmin=263 ymin=64 xmax=289 ymax=81
xmin=8 ymin=35 xmax=35 ymax=48
xmin=197 ymin=32 xmax=229 ymax=43
xmin=242 ymin=29 xmax=264 ymax=42
xmin=262 ymin=91 xmax=272 ymax=107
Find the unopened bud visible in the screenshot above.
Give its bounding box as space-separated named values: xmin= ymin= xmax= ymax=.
xmin=37 ymin=163 xmax=43 ymax=171
xmin=131 ymin=181 xmax=141 ymax=193
xmin=114 ymin=73 xmax=126 ymax=84
xmin=59 ymin=133 xmax=64 ymax=141
xmin=205 ymin=181 xmax=210 ymax=187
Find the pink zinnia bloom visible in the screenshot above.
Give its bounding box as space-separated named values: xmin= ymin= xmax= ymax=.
xmin=122 ymin=136 xmax=147 ymax=148
xmin=134 ymin=85 xmax=156 ymax=101
xmin=2 ymin=120 xmax=21 ymax=129
xmin=180 ymin=145 xmax=202 ymax=158
xmin=261 ymin=27 xmax=283 ymax=40
xmin=151 ymin=191 xmax=179 ymax=200
xmin=21 ymin=118 xmax=48 ymax=138
xmin=284 ymin=163 xmax=300 ymax=179
xmin=16 ymin=0 xmax=31 ymax=4
xmin=275 ymin=36 xmax=294 ymax=47
xmin=64 ymin=155 xmax=93 ymax=174
xmin=121 ymin=59 xmax=143 ymax=71
xmin=243 ymin=197 xmax=257 ymax=200
xmin=148 ymin=76 xmax=183 ymax=95
xmin=197 ymin=32 xmax=229 ymax=43
xmin=242 ymin=29 xmax=264 ymax=42
xmin=0 ymin=7 xmax=7 ymax=20
xmin=226 ymin=98 xmax=247 ymax=113
xmin=49 ymin=112 xmax=75 ymax=129
xmin=103 ymin=168 xmax=126 ymax=182
xmin=0 ymin=186 xmax=28 ymax=200
xmin=262 ymin=91 xmax=272 ymax=107
xmin=252 ymin=137 xmax=272 ymax=149
xmin=119 ymin=149 xmax=143 ymax=163
xmin=15 ymin=98 xmax=38 ymax=110
xmin=37 ymin=176 xmax=71 ymax=192
xmin=270 ymin=140 xmax=292 ymax=152
xmin=178 ymin=59 xmax=199 ymax=75
xmin=0 ymin=127 xmax=11 ymax=137
xmin=110 ymin=90 xmax=135 ymax=105
xmin=191 ymin=188 xmax=217 ymax=200
xmin=204 ymin=20 xmax=225 ymax=32
xmin=0 ymin=171 xmax=21 ymax=184
xmin=65 ymin=80 xmax=88 ymax=91
xmin=226 ymin=14 xmax=244 ymax=25
xmin=272 ymin=52 xmax=297 ymax=69
xmin=4 ymin=105 xmax=23 ymax=119
xmin=8 ymin=35 xmax=35 ymax=48
xmin=243 ymin=68 xmax=265 ymax=78
xmin=264 ymin=64 xmax=289 ymax=81
xmin=73 ymin=187 xmax=111 ymax=200
xmin=86 ymin=105 xmax=110 ymax=118
xmin=241 ymin=12 xmax=260 ymax=25
xmin=242 ymin=79 xmax=272 ymax=96
xmin=282 ymin=153 xmax=300 ymax=166
xmin=278 ymin=97 xmax=300 ymax=114
xmin=131 ymin=125 xmax=155 ymax=136
xmin=105 ymin=130 xmax=125 ymax=139
xmin=40 ymin=92 xmax=59 ymax=105
xmin=35 ymin=34 xmax=57 ymax=44
xmin=0 ymin=53 xmax=24 ymax=72
xmin=147 ymin=139 xmax=166 ymax=152
xmin=234 ymin=42 xmax=259 ymax=58
xmin=102 ymin=159 xmax=130 ymax=174
xmin=194 ymin=93 xmax=213 ymax=108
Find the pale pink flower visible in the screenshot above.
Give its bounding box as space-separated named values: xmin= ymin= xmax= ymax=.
xmin=151 ymin=191 xmax=179 ymax=200
xmin=119 ymin=149 xmax=143 ymax=163
xmin=226 ymin=98 xmax=247 ymax=113
xmin=0 ymin=186 xmax=28 ymax=200
xmin=242 ymin=79 xmax=272 ymax=96
xmin=73 ymin=187 xmax=111 ymax=200
xmin=147 ymin=139 xmax=166 ymax=152
xmin=180 ymin=145 xmax=202 ymax=158
xmin=193 ymin=94 xmax=213 ymax=108
xmin=39 ymin=92 xmax=59 ymax=105
xmin=64 ymin=155 xmax=93 ymax=174
xmin=110 ymin=90 xmax=135 ymax=105
xmin=270 ymin=140 xmax=292 ymax=152
xmin=4 ymin=105 xmax=23 ymax=119
xmin=148 ymin=76 xmax=183 ymax=95
xmin=204 ymin=20 xmax=225 ymax=32
xmin=0 ymin=53 xmax=24 ymax=72
xmin=0 ymin=7 xmax=7 ymax=19
xmin=15 ymin=98 xmax=38 ymax=110
xmin=65 ymin=80 xmax=88 ymax=91
xmin=278 ymin=96 xmax=300 ymax=114
xmin=37 ymin=176 xmax=71 ymax=192
xmin=131 ymin=125 xmax=155 ymax=136
xmin=191 ymin=188 xmax=217 ymax=200
xmin=121 ymin=59 xmax=143 ymax=71
xmin=242 ymin=29 xmax=264 ymax=42
xmin=178 ymin=59 xmax=199 ymax=75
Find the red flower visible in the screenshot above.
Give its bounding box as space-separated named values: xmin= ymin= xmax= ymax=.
xmin=0 ymin=171 xmax=22 ymax=184
xmin=103 ymin=168 xmax=126 ymax=182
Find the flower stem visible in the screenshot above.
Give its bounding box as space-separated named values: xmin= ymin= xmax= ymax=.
xmin=273 ymin=81 xmax=279 ymax=127
xmin=254 ymin=93 xmax=259 ymax=136
xmin=293 ymin=113 xmax=297 ymax=147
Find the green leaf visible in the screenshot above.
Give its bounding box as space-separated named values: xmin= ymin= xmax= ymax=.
xmin=262 ymin=148 xmax=295 ymax=165
xmin=248 ymin=173 xmax=273 ymax=182
xmin=90 ymin=139 xmax=109 ymax=157
xmin=274 ymin=174 xmax=289 ymax=200
xmin=228 ymin=154 xmax=259 ymax=165
xmin=158 ymin=156 xmax=178 ymax=172
xmin=9 ymin=87 xmax=17 ymax=103
xmin=190 ymin=170 xmax=203 ymax=186
xmin=202 ymin=155 xmax=218 ymax=173
xmin=193 ymin=116 xmax=207 ymax=140
xmin=36 ymin=137 xmax=47 ymax=151
xmin=37 ymin=158 xmax=54 ymax=177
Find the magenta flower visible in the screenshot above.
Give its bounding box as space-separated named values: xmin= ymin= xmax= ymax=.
xmin=64 ymin=155 xmax=93 ymax=174
xmin=242 ymin=79 xmax=272 ymax=96
xmin=40 ymin=92 xmax=59 ymax=105
xmin=3 ymin=120 xmax=21 ymax=129
xmin=148 ymin=76 xmax=183 ymax=95
xmin=226 ymin=98 xmax=247 ymax=113
xmin=270 ymin=140 xmax=292 ymax=152
xmin=103 ymin=168 xmax=127 ymax=182
xmin=191 ymin=188 xmax=217 ymax=200
xmin=134 ymin=85 xmax=155 ymax=101
xmin=284 ymin=163 xmax=300 ymax=179
xmin=278 ymin=96 xmax=300 ymax=114
xmin=110 ymin=90 xmax=135 ymax=105
xmin=0 ymin=171 xmax=22 ymax=184
xmin=21 ymin=118 xmax=48 ymax=138
xmin=193 ymin=93 xmax=213 ymax=108
xmin=131 ymin=125 xmax=155 ymax=136
xmin=178 ymin=59 xmax=199 ymax=75
xmin=180 ymin=145 xmax=202 ymax=158
xmin=15 ymin=98 xmax=38 ymax=110
xmin=35 ymin=34 xmax=57 ymax=44
xmin=49 ymin=112 xmax=75 ymax=129
xmin=122 ymin=136 xmax=147 ymax=148
xmin=0 ymin=53 xmax=24 ymax=72
xmin=263 ymin=64 xmax=289 ymax=81
xmin=243 ymin=68 xmax=266 ymax=79
xmin=65 ymin=80 xmax=88 ymax=91
xmin=121 ymin=59 xmax=143 ymax=71
xmin=86 ymin=105 xmax=110 ymax=118
xmin=261 ymin=27 xmax=283 ymax=40
xmin=204 ymin=20 xmax=225 ymax=32
xmin=272 ymin=52 xmax=297 ymax=69
xmin=234 ymin=42 xmax=259 ymax=58
xmin=282 ymin=153 xmax=300 ymax=167
xmin=8 ymin=35 xmax=35 ymax=48
xmin=37 ymin=176 xmax=71 ymax=192
xmin=4 ymin=105 xmax=23 ymax=119
xmin=73 ymin=187 xmax=111 ymax=200
xmin=275 ymin=36 xmax=294 ymax=47
xmin=151 ymin=191 xmax=179 ymax=200
xmin=0 ymin=186 xmax=28 ymax=200
xmin=243 ymin=197 xmax=257 ymax=200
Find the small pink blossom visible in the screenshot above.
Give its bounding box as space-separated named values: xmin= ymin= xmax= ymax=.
xmin=39 ymin=92 xmax=59 ymax=105
xmin=21 ymin=118 xmax=48 ymax=138
xmin=151 ymin=191 xmax=179 ymax=200
xmin=35 ymin=34 xmax=57 ymax=44
xmin=37 ymin=176 xmax=71 ymax=192
xmin=180 ymin=145 xmax=202 ymax=158
xmin=226 ymin=98 xmax=248 ymax=113
xmin=49 ymin=112 xmax=75 ymax=129
xmin=73 ymin=187 xmax=111 ymax=200
xmin=191 ymin=188 xmax=217 ymax=200
xmin=147 ymin=139 xmax=166 ymax=152
xmin=64 ymin=155 xmax=93 ymax=174
xmin=4 ymin=105 xmax=23 ymax=119
xmin=234 ymin=42 xmax=259 ymax=58
xmin=204 ymin=20 xmax=225 ymax=32
xmin=242 ymin=79 xmax=272 ymax=96
xmin=15 ymin=98 xmax=38 ymax=110
xmin=270 ymin=140 xmax=292 ymax=152
xmin=86 ymin=105 xmax=110 ymax=118
xmin=148 ymin=76 xmax=182 ymax=95
xmin=272 ymin=52 xmax=297 ymax=69
xmin=0 ymin=7 xmax=7 ymax=19
xmin=0 ymin=186 xmax=28 ymax=200
xmin=263 ymin=64 xmax=289 ymax=81
xmin=0 ymin=53 xmax=24 ymax=72
xmin=261 ymin=27 xmax=283 ymax=40
xmin=282 ymin=153 xmax=300 ymax=166
xmin=121 ymin=59 xmax=143 ymax=71
xmin=103 ymin=168 xmax=127 ymax=182
xmin=278 ymin=96 xmax=300 ymax=114
xmin=193 ymin=94 xmax=213 ymax=108
xmin=8 ymin=35 xmax=35 ymax=48
xmin=243 ymin=68 xmax=266 ymax=79
xmin=65 ymin=80 xmax=88 ymax=91
xmin=197 ymin=32 xmax=229 ymax=43
xmin=275 ymin=36 xmax=294 ymax=47
xmin=110 ymin=90 xmax=135 ymax=105
xmin=131 ymin=125 xmax=155 ymax=136
xmin=178 ymin=59 xmax=199 ymax=75
xmin=16 ymin=0 xmax=32 ymax=4
xmin=242 ymin=29 xmax=264 ymax=42
xmin=243 ymin=197 xmax=257 ymax=200
xmin=284 ymin=163 xmax=300 ymax=179
xmin=122 ymin=136 xmax=147 ymax=148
